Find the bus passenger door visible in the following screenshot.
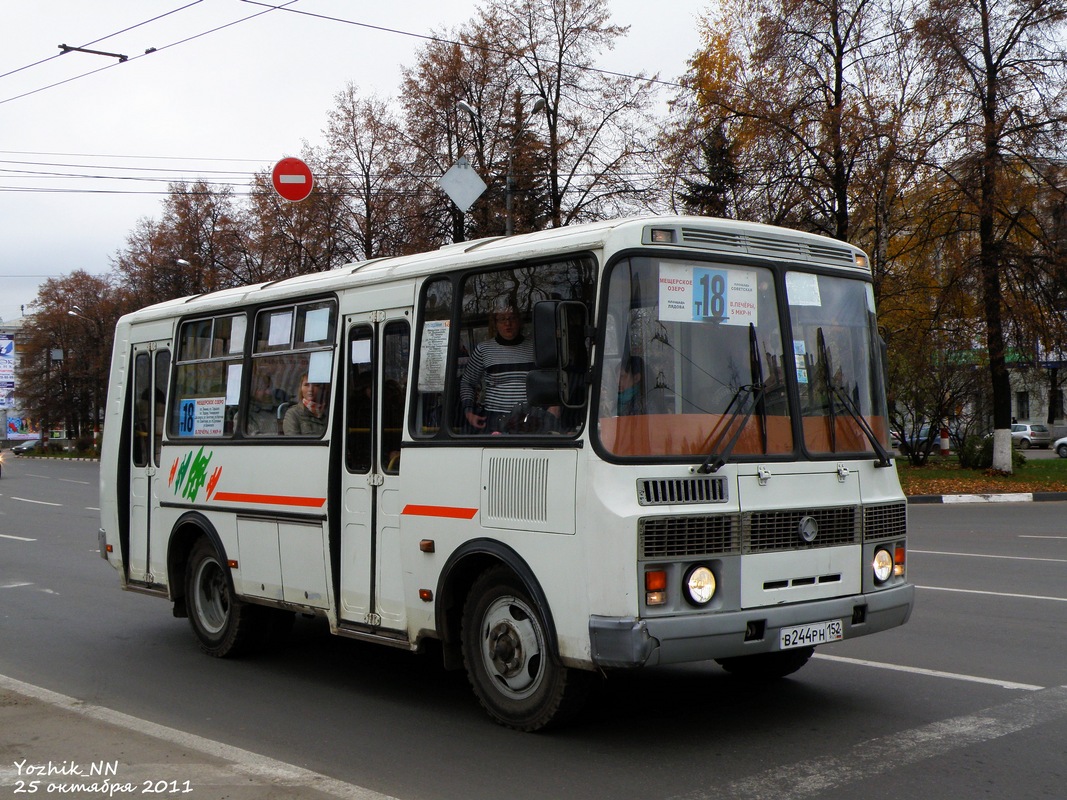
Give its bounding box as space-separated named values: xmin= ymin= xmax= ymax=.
xmin=128 ymin=344 xmax=170 ymax=586
xmin=339 ymin=312 xmax=410 ymax=631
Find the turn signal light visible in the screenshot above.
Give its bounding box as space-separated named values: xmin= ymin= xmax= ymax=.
xmin=894 ymin=545 xmax=906 ymax=578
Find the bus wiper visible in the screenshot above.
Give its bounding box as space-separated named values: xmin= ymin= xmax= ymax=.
xmin=695 ymin=382 xmax=764 ymax=474
xmin=816 ymin=328 xmax=892 ymax=468
xmin=826 ymin=382 xmax=894 ymax=468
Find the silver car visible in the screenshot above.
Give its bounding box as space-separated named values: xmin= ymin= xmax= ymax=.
xmin=1010 ymin=423 xmax=1051 ymax=449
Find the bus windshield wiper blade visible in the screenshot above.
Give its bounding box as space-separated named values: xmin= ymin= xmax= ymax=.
xmin=826 ymin=383 xmax=894 ymax=467
xmin=696 ymin=382 xmax=764 ymax=474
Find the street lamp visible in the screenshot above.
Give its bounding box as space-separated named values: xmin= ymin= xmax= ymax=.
xmin=456 ymin=97 xmax=546 ymax=236
xmin=66 ymin=305 xmax=103 ymax=446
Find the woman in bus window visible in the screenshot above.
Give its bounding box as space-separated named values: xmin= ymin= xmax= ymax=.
xmin=284 ymin=374 xmax=329 ymax=436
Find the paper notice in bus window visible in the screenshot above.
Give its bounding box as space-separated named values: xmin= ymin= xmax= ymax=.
xmin=659 ymin=263 xmax=757 ymax=326
xmin=307 ymin=350 xmax=333 ymax=383
xmin=304 ymin=307 xmax=330 ymax=342
xmin=418 ymin=319 xmax=449 ymax=392
xmin=787 ymin=272 xmax=822 ymax=306
xmin=268 ymin=311 xmax=292 ymax=346
xmin=225 ymin=364 xmax=242 ymax=405
xmin=350 ymin=338 xmax=372 ymax=365
xmin=229 ymin=316 xmax=246 ymax=353
xmin=177 ymin=397 xmax=225 ymax=436
xmin=794 ymin=340 xmax=809 ymax=384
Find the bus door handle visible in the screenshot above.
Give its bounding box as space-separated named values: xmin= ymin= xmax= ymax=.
xmin=367 ymin=473 xmax=384 ymax=487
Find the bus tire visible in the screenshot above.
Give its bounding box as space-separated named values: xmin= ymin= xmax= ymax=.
xmin=185 ymin=537 xmax=263 ymax=658
xmin=716 ymin=646 xmax=814 ymax=680
xmin=461 ymin=566 xmax=589 ymax=731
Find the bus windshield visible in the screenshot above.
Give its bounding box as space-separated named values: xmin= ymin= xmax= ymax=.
xmin=596 ymin=257 xmax=888 ymax=459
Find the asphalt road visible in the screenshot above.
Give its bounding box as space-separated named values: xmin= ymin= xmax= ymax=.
xmin=1 ymin=456 xmax=1065 ymax=800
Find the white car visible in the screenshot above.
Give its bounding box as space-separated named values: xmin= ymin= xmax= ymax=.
xmin=1054 ymin=435 xmax=1067 ymax=459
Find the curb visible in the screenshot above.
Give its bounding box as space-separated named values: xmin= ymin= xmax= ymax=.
xmin=908 ymin=491 xmax=1067 ymax=504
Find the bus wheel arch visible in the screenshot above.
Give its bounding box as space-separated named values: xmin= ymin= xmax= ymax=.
xmin=435 ymin=540 xmax=558 ymax=671
xmin=167 ymin=512 xmax=227 ymax=619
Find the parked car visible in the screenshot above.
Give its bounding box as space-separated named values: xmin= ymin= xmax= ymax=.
xmin=1053 ymin=435 xmax=1067 ymax=458
xmin=1010 ymin=423 xmax=1051 ymax=449
xmin=897 ymin=424 xmax=944 ymax=454
xmin=11 ymin=439 xmax=42 ymax=454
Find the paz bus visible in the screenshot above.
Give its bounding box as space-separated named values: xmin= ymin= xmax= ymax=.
xmin=99 ymin=215 xmax=914 ymax=730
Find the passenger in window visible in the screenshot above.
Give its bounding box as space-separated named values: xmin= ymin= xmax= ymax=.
xmin=617 ymin=356 xmax=649 ymax=416
xmin=460 ymin=304 xmax=537 ymax=433
xmin=284 ymin=374 xmax=329 ymax=436
xmin=246 ymin=373 xmax=278 ymax=435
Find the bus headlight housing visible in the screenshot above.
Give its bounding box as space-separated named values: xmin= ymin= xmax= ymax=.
xmin=684 ymin=565 xmax=716 ymax=605
xmin=872 ymin=548 xmax=894 ymax=583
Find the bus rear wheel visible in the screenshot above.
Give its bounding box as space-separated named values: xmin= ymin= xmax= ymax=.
xmin=461 ymin=566 xmax=589 ymax=731
xmin=716 ymin=646 xmax=814 ymax=680
xmin=185 ymin=537 xmax=263 ymax=657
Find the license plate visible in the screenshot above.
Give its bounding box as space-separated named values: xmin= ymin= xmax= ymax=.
xmin=779 ymin=619 xmax=843 ymax=650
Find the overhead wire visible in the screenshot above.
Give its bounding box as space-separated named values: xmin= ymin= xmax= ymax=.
xmin=0 ymin=2 xmax=688 ymax=196
xmin=0 ymin=0 xmax=301 ymax=106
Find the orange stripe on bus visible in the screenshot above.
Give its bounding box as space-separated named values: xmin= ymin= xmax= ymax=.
xmin=402 ymin=504 xmax=478 ymax=519
xmin=213 ymin=492 xmax=326 ymax=508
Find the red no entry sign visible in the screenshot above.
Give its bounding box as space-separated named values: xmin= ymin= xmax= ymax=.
xmin=271 ymin=157 xmax=314 ymax=202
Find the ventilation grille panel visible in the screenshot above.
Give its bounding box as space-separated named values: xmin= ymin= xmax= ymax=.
xmin=637 ymin=476 xmax=728 ymax=506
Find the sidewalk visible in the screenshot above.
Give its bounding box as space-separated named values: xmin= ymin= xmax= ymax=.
xmin=0 ymin=676 xmax=393 ymax=800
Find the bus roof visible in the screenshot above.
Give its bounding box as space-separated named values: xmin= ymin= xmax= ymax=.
xmin=118 ymin=215 xmax=868 ymax=324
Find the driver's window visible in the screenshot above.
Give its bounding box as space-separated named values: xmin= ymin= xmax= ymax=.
xmin=453 ymin=258 xmax=596 ymax=436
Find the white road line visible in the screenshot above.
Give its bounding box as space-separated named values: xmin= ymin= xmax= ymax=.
xmin=1020 ymin=535 xmax=1067 ymax=540
xmin=0 ymin=582 xmax=34 ymax=589
xmin=58 ymin=478 xmax=90 ymax=485
xmin=11 ymin=496 xmax=62 ymax=507
xmin=910 ymin=548 xmax=1067 ymax=564
xmin=814 ymin=654 xmax=1044 ymax=691
xmin=670 ymin=686 xmax=1067 ymax=800
xmin=917 ymin=584 xmax=1067 ymax=603
xmin=0 ymin=675 xmax=398 ymax=800
xmin=0 ymin=533 xmax=35 ymax=542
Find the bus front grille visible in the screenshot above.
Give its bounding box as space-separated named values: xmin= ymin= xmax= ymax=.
xmin=639 ymin=514 xmax=739 ymax=558
xmin=863 ymin=501 xmax=907 ymax=541
xmin=743 ymin=506 xmax=858 ymax=552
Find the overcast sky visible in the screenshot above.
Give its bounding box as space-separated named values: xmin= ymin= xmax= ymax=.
xmin=0 ymin=0 xmax=707 ymax=324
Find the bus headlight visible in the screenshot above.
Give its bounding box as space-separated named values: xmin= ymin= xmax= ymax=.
xmin=872 ymin=548 xmax=894 ymax=583
xmin=684 ymin=565 xmax=716 ymax=605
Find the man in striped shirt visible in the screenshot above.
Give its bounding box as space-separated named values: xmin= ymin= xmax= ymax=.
xmin=461 ymin=307 xmax=536 ymax=433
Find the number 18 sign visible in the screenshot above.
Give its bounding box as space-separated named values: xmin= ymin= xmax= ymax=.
xmin=658 ymin=263 xmax=758 ymax=326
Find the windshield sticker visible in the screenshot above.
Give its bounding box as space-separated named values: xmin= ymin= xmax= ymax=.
xmin=786 ymin=272 xmax=822 ymax=307
xmin=418 ymin=319 xmax=449 ymax=392
xmin=659 ymin=263 xmax=757 ymax=326
xmin=794 ymin=340 xmax=809 ymax=384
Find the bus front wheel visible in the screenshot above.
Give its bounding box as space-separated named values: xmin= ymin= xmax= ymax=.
xmin=185 ymin=537 xmax=262 ymax=658
xmin=461 ymin=566 xmax=589 ymax=731
xmin=716 ymin=646 xmax=814 ymax=680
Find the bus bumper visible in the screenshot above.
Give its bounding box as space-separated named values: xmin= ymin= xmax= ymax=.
xmin=588 ymin=583 xmax=915 ymax=668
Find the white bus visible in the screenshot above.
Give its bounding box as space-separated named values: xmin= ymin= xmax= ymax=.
xmin=99 ymin=216 xmax=913 ymax=730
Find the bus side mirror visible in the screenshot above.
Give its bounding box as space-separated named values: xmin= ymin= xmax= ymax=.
xmin=528 ymin=300 xmax=589 ymax=409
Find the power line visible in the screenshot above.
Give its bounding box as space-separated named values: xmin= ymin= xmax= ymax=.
xmin=0 ymin=0 xmax=301 ymax=106
xmin=240 ymin=0 xmax=684 ymax=91
xmin=0 ymin=0 xmax=204 ymax=81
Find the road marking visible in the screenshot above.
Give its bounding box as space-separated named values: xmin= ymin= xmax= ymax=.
xmin=814 ymin=654 xmax=1044 ymax=691
xmin=0 ymin=582 xmax=34 ymax=588
xmin=911 ymin=549 xmax=1067 ymax=564
xmin=86 ymin=506 xmax=100 ymax=511
xmin=0 ymin=534 xmax=36 ymax=542
xmin=917 ymin=585 xmax=1067 ymax=603
xmin=0 ymin=674 xmax=399 ymax=800
xmin=669 ymin=686 xmax=1067 ymax=800
xmin=1020 ymin=535 xmax=1067 ymax=540
xmin=59 ymin=478 xmax=90 ymax=485
xmin=11 ymin=496 xmax=62 ymax=507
